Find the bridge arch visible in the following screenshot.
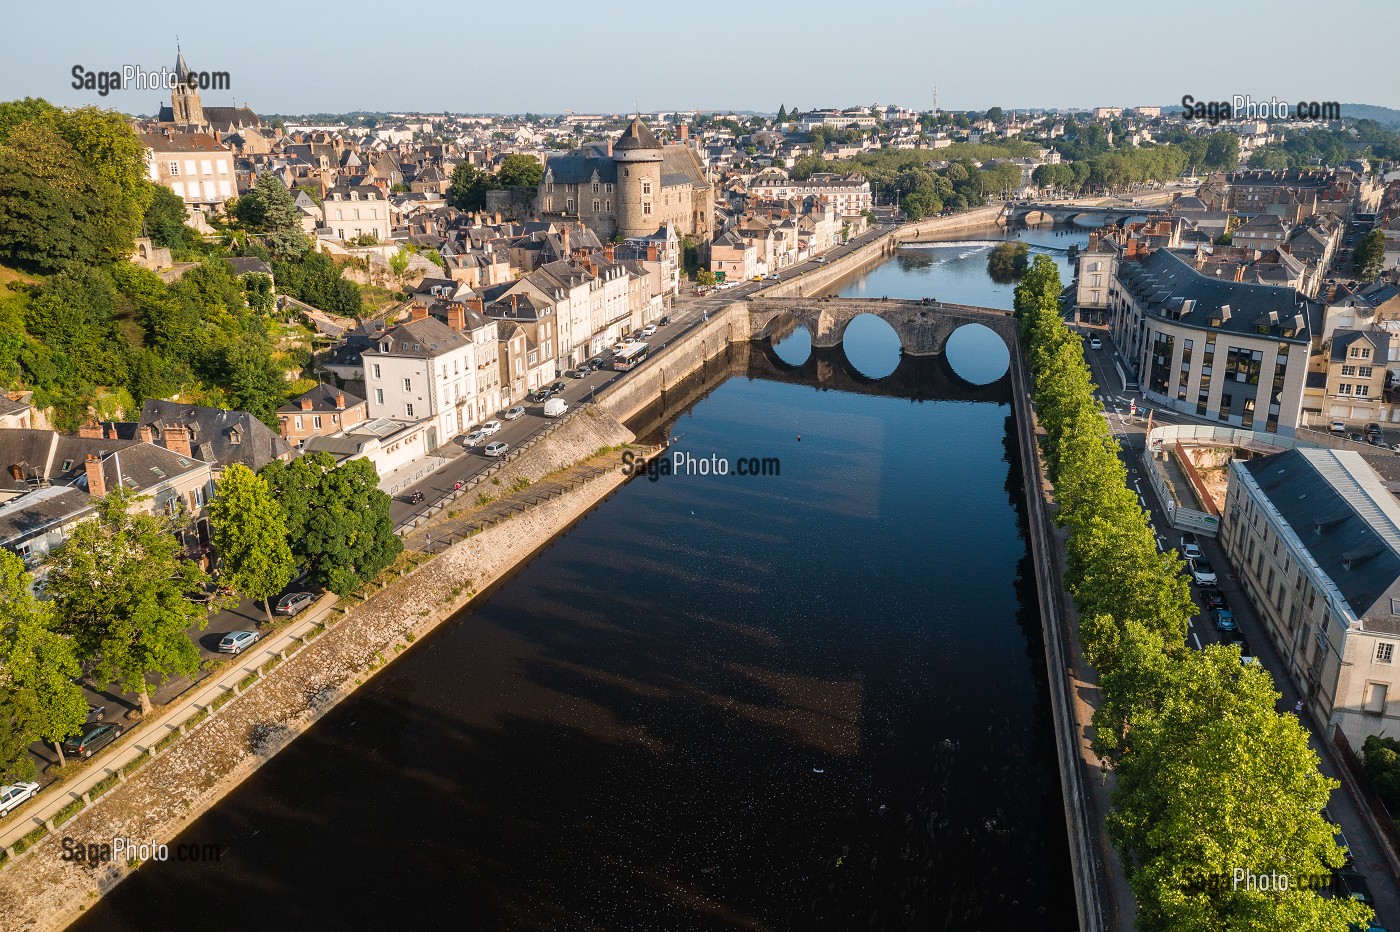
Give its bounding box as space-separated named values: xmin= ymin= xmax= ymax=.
xmin=747 ymin=298 xmax=1018 ymax=361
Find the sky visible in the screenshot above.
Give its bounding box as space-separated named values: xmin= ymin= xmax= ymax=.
xmin=5 ymin=0 xmax=1398 ymax=116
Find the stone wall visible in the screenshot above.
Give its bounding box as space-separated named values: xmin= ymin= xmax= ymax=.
xmin=594 ymin=309 xmax=745 ymax=424
xmin=0 ymin=436 xmax=636 ymax=932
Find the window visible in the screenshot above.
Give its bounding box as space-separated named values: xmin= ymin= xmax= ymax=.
xmin=605 ymin=183 xmax=613 ymax=193
xmin=643 ymin=202 xmax=652 ymax=215
xmin=1337 ymin=383 xmax=1353 ymax=396
xmin=1359 ymin=366 xmax=1374 ymax=379
xmin=294 ymin=415 xmax=303 ymax=430
xmin=1378 ymin=642 xmax=1395 ymax=664
xmin=1366 ymin=682 xmax=1389 ymax=714
xmin=605 ymin=199 xmax=611 ymax=211
xmin=1357 ymin=385 xmax=1371 ymax=397
xmin=169 ymin=161 xmax=180 ymax=175
xmin=313 ymin=415 xmax=322 ymax=430
xmin=372 ymin=363 xmax=381 ymax=379
xmin=405 ymin=403 xmax=415 ymax=418
xmin=566 ymin=198 xmax=575 ymax=212
xmin=591 ymin=182 xmax=599 ymax=193
xmin=642 ymin=180 xmax=652 ymax=195
xmin=593 ymin=199 xmax=601 ymax=212
xmin=1342 ymin=365 xmax=1357 ymax=376
xmin=374 ymin=388 xmax=384 ymax=405
xmin=200 ymin=159 xmax=212 ymax=175
xmin=403 ymin=378 xmax=412 ymax=392
xmin=545 ymin=196 xmax=553 ymax=211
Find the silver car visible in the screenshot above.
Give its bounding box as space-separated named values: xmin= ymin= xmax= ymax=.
xmin=502 ymin=406 xmax=526 ymax=421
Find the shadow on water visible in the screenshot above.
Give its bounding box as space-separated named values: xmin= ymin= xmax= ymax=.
xmin=75 ymin=332 xmax=1074 ymax=932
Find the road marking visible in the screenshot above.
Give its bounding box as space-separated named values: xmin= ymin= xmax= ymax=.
xmin=1192 ymin=633 xmax=1202 ymax=650
xmin=1138 ymin=495 xmax=1147 ymax=508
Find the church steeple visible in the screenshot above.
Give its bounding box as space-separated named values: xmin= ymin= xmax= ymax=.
xmin=170 ymin=43 xmax=203 ymax=128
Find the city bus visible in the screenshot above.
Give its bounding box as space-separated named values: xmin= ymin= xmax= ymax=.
xmin=611 ymin=341 xmax=649 ymax=371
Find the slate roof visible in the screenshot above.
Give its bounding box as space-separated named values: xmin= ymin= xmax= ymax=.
xmin=614 ymin=118 xmax=662 ymax=152
xmin=1119 ymin=248 xmax=1317 ymax=344
xmin=1331 ymin=330 xmax=1389 ymax=364
xmin=278 ymin=383 xmax=367 ymax=415
xmin=134 ymin=400 xmax=291 ymax=472
xmin=139 ymin=131 xmax=227 ymax=153
xmin=1241 ymin=449 xmax=1400 ymax=630
xmin=543 ymin=154 xmax=618 ymax=185
xmin=375 ymin=317 xmax=470 ymax=358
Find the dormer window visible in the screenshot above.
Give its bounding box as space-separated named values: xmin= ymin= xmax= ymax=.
xmin=229 ymin=429 xmax=242 ymax=445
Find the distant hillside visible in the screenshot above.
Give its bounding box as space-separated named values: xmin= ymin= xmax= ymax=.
xmin=1341 ymin=104 xmax=1400 ymax=128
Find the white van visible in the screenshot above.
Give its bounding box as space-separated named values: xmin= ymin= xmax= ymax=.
xmin=543 ymin=398 xmax=568 ymax=418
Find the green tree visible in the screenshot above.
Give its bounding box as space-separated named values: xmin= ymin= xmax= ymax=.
xmin=1355 ymin=229 xmax=1387 ymax=281
xmin=260 ymin=453 xmax=403 ymax=596
xmin=389 ymin=247 xmax=411 ymax=280
xmin=985 ymin=106 xmax=1005 ymax=123
xmin=496 ymin=153 xmax=543 ymax=189
xmin=0 ymin=551 xmax=88 ymax=768
xmin=208 ymin=465 xmax=296 ymax=623
xmin=986 ymin=241 xmax=1029 ymax=281
xmin=696 ymin=269 xmax=717 ymax=288
xmin=46 ymin=489 xmax=210 ymax=715
xmin=448 ymin=162 xmax=494 ymax=211
xmin=234 ymin=174 xmax=310 ymax=260
xmin=143 ymin=184 xmax=202 ymax=258
xmin=776 ymin=104 xmax=788 ymax=123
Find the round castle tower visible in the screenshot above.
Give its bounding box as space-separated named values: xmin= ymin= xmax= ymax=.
xmin=612 ymin=118 xmax=663 ymax=240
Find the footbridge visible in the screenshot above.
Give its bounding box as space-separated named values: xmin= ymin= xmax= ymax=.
xmin=743 ymin=297 xmax=1018 ymax=357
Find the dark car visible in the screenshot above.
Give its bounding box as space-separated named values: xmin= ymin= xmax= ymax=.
xmin=550 ymin=380 xmax=567 ymax=394
xmin=275 ymin=591 xmax=315 ymax=616
xmin=1336 ymin=868 xmax=1375 ymax=906
xmin=566 ymin=369 xmax=586 ymax=379
xmin=658 ymin=315 xmax=671 ymax=325
xmin=85 ymin=704 xmax=105 ymax=725
xmin=1204 ymin=591 xmax=1228 ymax=612
xmin=62 ymin=723 xmax=125 ymax=759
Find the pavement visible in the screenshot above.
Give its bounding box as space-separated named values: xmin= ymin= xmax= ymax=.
xmin=1078 ymin=323 xmax=1400 ymax=926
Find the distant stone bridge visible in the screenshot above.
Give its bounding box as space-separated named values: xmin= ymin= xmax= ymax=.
xmin=1003 ymin=202 xmax=1163 ymax=227
xmin=744 ymin=297 xmax=1018 ymax=357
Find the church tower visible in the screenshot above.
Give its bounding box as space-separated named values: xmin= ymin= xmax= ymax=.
xmin=170 ymin=46 xmax=205 ymax=129
xmin=612 ymin=117 xmax=663 ymax=240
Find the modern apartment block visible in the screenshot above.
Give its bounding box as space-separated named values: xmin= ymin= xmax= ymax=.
xmin=1222 ymin=447 xmax=1400 ymax=746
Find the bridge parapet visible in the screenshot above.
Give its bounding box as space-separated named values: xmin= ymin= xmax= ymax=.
xmin=746 ymin=297 xmax=1017 ymax=357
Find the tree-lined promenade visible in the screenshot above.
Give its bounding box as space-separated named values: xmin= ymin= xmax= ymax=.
xmin=1015 ymin=254 xmax=1369 ymax=930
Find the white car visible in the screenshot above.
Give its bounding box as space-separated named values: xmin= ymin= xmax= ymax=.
xmin=1089 ymin=337 xmax=1103 ymax=351
xmin=480 ymin=420 xmax=502 ymax=436
xmin=484 ymin=441 xmax=509 ymax=457
xmin=502 ymin=406 xmax=526 ymax=421
xmin=1179 ymin=536 xmax=1202 ymax=561
xmin=463 ymin=430 xmax=487 ymax=446
xmin=0 ymin=781 xmax=40 ymax=817
xmin=1189 ymin=557 xmax=1218 ymax=587
xmin=641 ymin=324 xmax=657 ymax=337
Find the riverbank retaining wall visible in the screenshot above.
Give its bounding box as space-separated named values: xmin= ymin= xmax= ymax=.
xmin=594 ymin=307 xmax=746 ymax=425
xmin=0 ymin=415 xmax=638 ymax=932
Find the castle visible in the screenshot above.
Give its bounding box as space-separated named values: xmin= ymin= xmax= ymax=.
xmin=537 ymin=118 xmax=713 ymax=243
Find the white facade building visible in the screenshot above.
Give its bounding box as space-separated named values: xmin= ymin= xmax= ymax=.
xmin=362 ymin=317 xmax=479 ymax=448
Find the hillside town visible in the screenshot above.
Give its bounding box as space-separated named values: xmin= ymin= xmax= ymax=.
xmin=4 ymin=34 xmax=1400 ymax=932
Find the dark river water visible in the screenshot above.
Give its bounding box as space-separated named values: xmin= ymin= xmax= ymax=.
xmin=74 ymin=226 xmax=1081 ymax=931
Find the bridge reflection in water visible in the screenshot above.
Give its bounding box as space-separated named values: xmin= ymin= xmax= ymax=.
xmin=627 ymin=335 xmax=1011 ymax=442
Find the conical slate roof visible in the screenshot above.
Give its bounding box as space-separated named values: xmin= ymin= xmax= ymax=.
xmin=176 ymin=47 xmax=190 ymax=81
xmin=614 ymin=117 xmax=661 ymax=152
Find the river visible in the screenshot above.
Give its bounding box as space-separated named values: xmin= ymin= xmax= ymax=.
xmin=74 ymin=224 xmax=1082 ymax=931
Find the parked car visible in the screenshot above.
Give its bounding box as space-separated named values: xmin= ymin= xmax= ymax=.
xmin=218 ymin=630 xmax=260 ymax=655
xmin=61 ymin=723 xmax=125 ymax=759
xmin=1366 ymin=422 xmax=1383 ymax=436
xmin=1336 ymin=868 xmax=1375 ymax=906
xmin=1331 ymin=420 xmax=1347 ymax=434
xmin=658 ymin=315 xmax=671 ymax=326
xmin=1350 ymin=432 xmax=1367 ymax=443
xmin=1215 ymin=609 xmax=1237 ymax=633
xmin=1322 ymin=808 xmax=1355 ymax=865
xmin=766 ymin=273 xmax=781 ymax=281
xmin=534 ymin=389 xmax=553 ymax=402
xmin=1221 ymin=629 xmax=1248 ymax=652
xmin=0 ymin=782 xmax=40 ymax=817
xmin=1190 ymin=557 xmax=1218 ymax=586
xmin=641 ymin=324 xmax=658 ymax=336
xmin=815 ymin=256 xmax=828 ymax=264
xmin=1089 ymin=337 xmax=1103 ymax=350
xmin=484 ymin=441 xmax=509 ymax=457
xmin=550 ymin=380 xmax=567 ymax=394
xmin=463 ymin=429 xmax=487 ymax=446
xmin=567 ymin=368 xmax=586 ymax=379
xmin=543 ymin=397 xmax=568 ymax=418
xmin=480 ymin=420 xmax=502 ymax=436
xmin=275 ymin=591 xmax=315 ymax=616
xmin=502 ymin=406 xmax=526 ymax=421
xmin=85 ymin=704 xmax=105 ymax=725
xmin=1204 ymin=591 xmax=1229 ymax=612
xmin=1179 ymin=535 xmax=1202 ymax=561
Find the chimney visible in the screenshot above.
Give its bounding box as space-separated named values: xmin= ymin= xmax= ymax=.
xmin=603 ymin=243 xmax=616 ymax=262
xmin=334 ymin=391 xmax=346 ymax=410
xmin=679 ymin=123 xmax=689 ymax=141
xmin=605 ymin=140 xmax=613 ymax=157
xmin=466 ymin=296 xmax=485 ymax=314
xmin=300 ymin=397 xmax=315 ymax=411
xmin=561 ymin=227 xmax=571 ymax=255
xmin=409 ymin=302 xmax=430 ymax=322
xmin=447 ymin=302 xmax=466 ymax=331
xmin=78 ymin=419 xmax=103 ymax=439
xmin=85 ymin=454 xmax=106 ymax=498
xmin=163 ymin=422 xmax=192 ymax=457
xmin=8 ymin=464 xmax=21 ymax=481
xmin=139 ymin=424 xmax=155 ymax=443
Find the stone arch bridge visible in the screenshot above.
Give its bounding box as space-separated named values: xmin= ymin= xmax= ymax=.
xmin=1003 ymin=202 xmax=1162 ymax=227
xmin=744 ymin=297 xmax=1018 ymax=357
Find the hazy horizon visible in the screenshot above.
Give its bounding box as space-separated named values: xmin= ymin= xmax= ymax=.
xmin=6 ymin=0 xmax=1397 ymax=116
